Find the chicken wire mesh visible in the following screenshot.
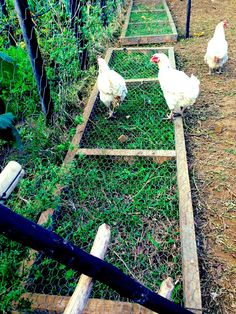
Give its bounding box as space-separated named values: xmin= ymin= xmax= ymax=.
xmin=126 ymin=0 xmax=172 ymax=37
xmin=109 ymin=48 xmax=166 ymax=79
xmin=121 ymin=0 xmax=177 ymax=44
xmin=0 ymin=1 xmax=201 ymax=311
xmin=18 ymin=156 xmax=183 ymax=311
xmin=132 ymin=1 xmax=164 ymax=12
xmin=0 ymin=0 xmax=125 ymax=122
xmin=81 ymin=80 xmax=175 ymax=150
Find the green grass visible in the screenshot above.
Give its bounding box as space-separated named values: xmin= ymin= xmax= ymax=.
xmin=129 ymin=11 xmax=168 ymax=23
xmin=24 ymin=157 xmax=182 ymax=304
xmin=109 ymin=49 xmax=162 ymax=79
xmin=132 ymin=3 xmax=165 ymax=11
xmin=81 ymin=82 xmax=174 ymax=150
xmin=126 ymin=22 xmax=172 ymax=37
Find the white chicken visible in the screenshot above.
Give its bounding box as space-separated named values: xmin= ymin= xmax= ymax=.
xmin=97 ymin=57 xmax=127 ymax=118
xmin=204 ymin=21 xmax=228 ymax=74
xmin=150 ymin=53 xmax=200 ymax=119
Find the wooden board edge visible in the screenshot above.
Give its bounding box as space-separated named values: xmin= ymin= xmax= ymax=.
xmin=76 ymin=148 xmax=176 ymax=158
xmin=120 ymin=34 xmax=177 ymax=45
xmin=125 ymin=78 xmax=159 ymax=83
xmin=120 ymin=0 xmax=133 ymax=39
xmin=174 ymin=117 xmax=202 ymax=313
xmin=162 ymin=0 xmax=178 ymax=36
xmin=109 ymin=46 xmax=175 ymax=51
xmin=167 ymin=46 xmax=176 ymax=68
xmin=13 ymin=294 xmax=155 ymax=314
xmin=63 ymin=83 xmax=99 ymax=165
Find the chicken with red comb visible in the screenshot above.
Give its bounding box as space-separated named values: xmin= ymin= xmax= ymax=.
xmin=151 ymin=53 xmax=200 ymax=119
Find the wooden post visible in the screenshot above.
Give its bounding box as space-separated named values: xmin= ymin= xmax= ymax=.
xmin=0 ymin=161 xmax=24 ymax=202
xmin=64 ymin=223 xmax=111 ymax=314
xmin=0 ymin=204 xmax=192 ymax=314
xmin=69 ymin=0 xmax=88 ymax=70
xmin=14 ymin=0 xmax=54 ymax=124
xmin=185 ymin=0 xmax=192 ymax=38
xmin=100 ymin=0 xmax=108 ymax=27
xmin=158 ymin=277 xmax=174 ymax=300
xmin=0 ymin=0 xmax=7 ymax=16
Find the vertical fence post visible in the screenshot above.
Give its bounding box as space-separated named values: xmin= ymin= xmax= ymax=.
xmin=185 ymin=0 xmax=192 ymax=38
xmin=0 ymin=0 xmax=16 ymax=46
xmin=14 ymin=0 xmax=54 ymax=124
xmin=0 ymin=0 xmax=7 ymax=15
xmin=69 ymin=0 xmax=88 ymax=70
xmin=100 ymin=0 xmax=108 ymax=27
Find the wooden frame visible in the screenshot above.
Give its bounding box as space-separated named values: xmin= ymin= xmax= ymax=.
xmin=19 ymin=46 xmax=201 ymax=313
xmin=14 ymin=294 xmax=155 ymax=314
xmin=120 ymin=0 xmax=178 ymax=45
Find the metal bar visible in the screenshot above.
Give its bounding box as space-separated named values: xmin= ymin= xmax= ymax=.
xmin=0 ymin=204 xmax=192 ymax=314
xmin=185 ymin=0 xmax=192 ymax=38
xmin=14 ymin=0 xmax=54 ymax=124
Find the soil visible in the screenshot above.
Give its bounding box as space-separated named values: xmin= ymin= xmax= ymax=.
xmin=167 ymin=0 xmax=236 ymax=313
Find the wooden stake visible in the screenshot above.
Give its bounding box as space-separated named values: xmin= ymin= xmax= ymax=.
xmin=158 ymin=277 xmax=174 ymax=300
xmin=0 ymin=161 xmax=24 ymax=202
xmin=64 ymin=223 xmax=111 ymax=314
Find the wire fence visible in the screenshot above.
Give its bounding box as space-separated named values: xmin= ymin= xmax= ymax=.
xmin=0 ymin=2 xmax=201 ymax=313
xmin=0 ymin=0 xmax=125 ymax=122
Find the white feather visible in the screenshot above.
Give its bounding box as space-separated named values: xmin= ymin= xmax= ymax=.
xmin=151 ymin=53 xmax=200 ymax=112
xmin=204 ymin=21 xmax=228 ymax=70
xmin=97 ymin=58 xmax=127 ymax=109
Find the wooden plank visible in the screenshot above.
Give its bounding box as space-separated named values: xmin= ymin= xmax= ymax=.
xmin=128 ymin=20 xmax=173 ymax=25
xmin=77 ymin=148 xmax=176 ymax=158
xmin=167 ymin=47 xmax=176 ymax=68
xmin=162 ymin=0 xmax=178 ymax=37
xmin=133 ymin=0 xmax=162 ymax=4
xmin=121 ymin=34 xmax=177 ymax=45
xmin=125 ymin=78 xmax=159 ymax=83
xmin=63 ymin=48 xmax=113 ymax=165
xmin=64 ymin=224 xmax=111 ymax=314
xmin=120 ymin=0 xmax=133 ymax=39
xmin=174 ymin=117 xmax=202 ymax=314
xmin=14 ymin=294 xmax=155 ymax=313
xmin=111 ymin=46 xmax=173 ymax=51
xmin=131 ymin=9 xmax=165 ymax=13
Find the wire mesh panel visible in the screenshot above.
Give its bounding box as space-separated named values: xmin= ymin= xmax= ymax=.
xmin=19 ymin=156 xmax=183 ymax=311
xmin=81 ymin=81 xmax=174 ymax=150
xmin=120 ymin=0 xmax=178 ymax=45
xmin=109 ymin=48 xmax=166 ymax=79
xmin=132 ymin=1 xmax=165 ymax=11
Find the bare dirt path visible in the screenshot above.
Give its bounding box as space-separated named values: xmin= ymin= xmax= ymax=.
xmin=167 ymin=0 xmax=236 ymax=313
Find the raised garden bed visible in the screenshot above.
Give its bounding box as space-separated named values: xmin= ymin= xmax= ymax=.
xmin=81 ymin=81 xmax=175 ymax=150
xmin=26 ymin=157 xmax=182 ymax=303
xmin=120 ymin=0 xmax=178 ymax=45
xmin=14 ymin=47 xmax=201 ymax=313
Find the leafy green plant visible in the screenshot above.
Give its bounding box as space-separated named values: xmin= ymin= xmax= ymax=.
xmin=0 ymin=113 xmax=22 ymax=148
